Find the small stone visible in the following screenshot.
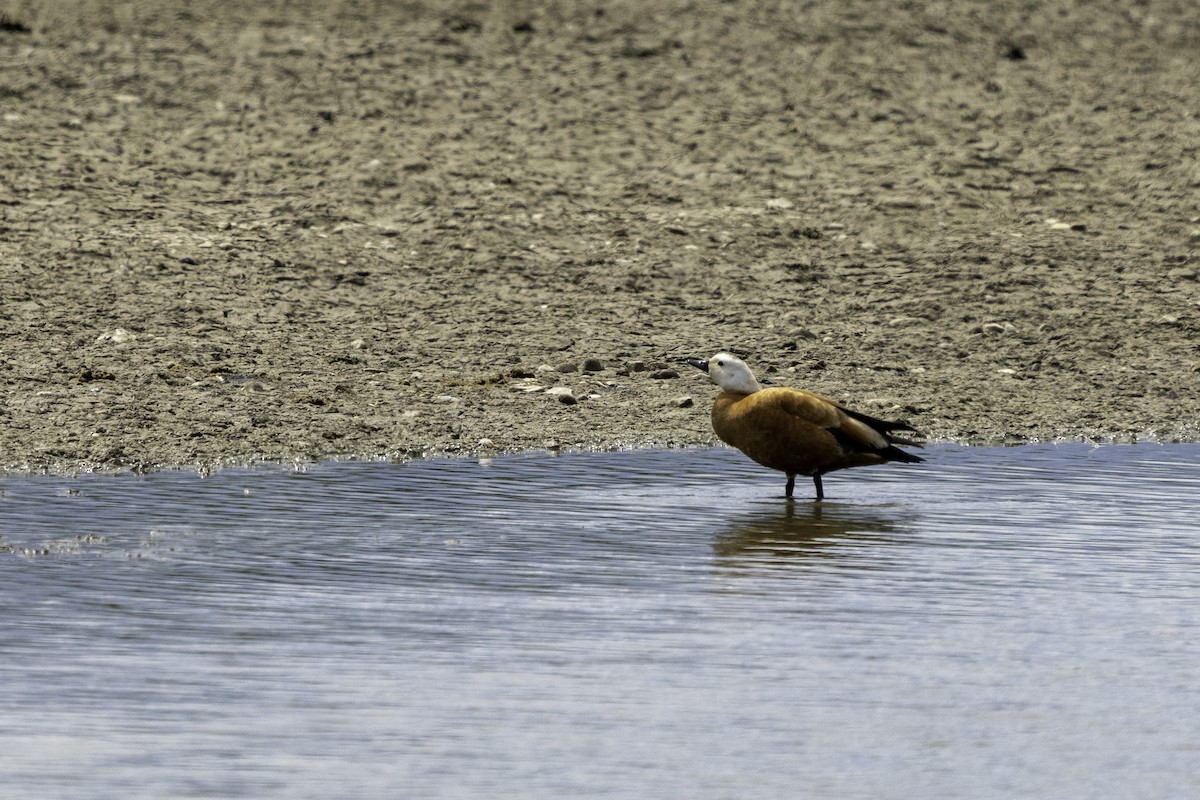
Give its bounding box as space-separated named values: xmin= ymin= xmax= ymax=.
xmin=546 ymin=386 xmax=578 ymax=404
xmin=556 ymin=361 xmax=578 ymax=373
xmin=674 ymin=396 xmax=694 ymax=408
xmin=650 ymin=369 xmax=679 ymax=379
xmin=979 ymin=321 xmax=1016 ymax=335
xmin=350 ymin=338 xmax=365 ymax=350
xmin=766 ymin=197 xmax=795 ymax=210
xmin=628 ymin=360 xmax=647 ymax=372
xmin=95 ymin=328 xmax=135 ymax=344
xmin=582 ymin=358 xmax=604 ymax=372
xmin=477 ymin=438 xmax=494 ymax=447
xmin=888 ymin=316 xmax=921 ymax=326
xmin=74 ymin=368 xmax=116 ymax=382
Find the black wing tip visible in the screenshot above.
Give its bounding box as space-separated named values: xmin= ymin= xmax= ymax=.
xmin=882 ymin=446 xmax=924 ymax=464
xmin=840 ymin=406 xmax=921 ymax=435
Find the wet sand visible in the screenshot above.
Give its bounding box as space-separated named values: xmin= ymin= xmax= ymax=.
xmin=2 ymin=0 xmax=1198 ymax=472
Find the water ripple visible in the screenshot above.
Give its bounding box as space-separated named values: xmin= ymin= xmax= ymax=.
xmin=1 ymin=444 xmax=1199 ymax=799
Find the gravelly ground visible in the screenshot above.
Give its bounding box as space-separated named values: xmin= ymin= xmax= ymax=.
xmin=1 ymin=0 xmax=1198 ymax=472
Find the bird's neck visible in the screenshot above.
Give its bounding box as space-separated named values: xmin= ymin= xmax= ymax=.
xmin=723 ymin=378 xmax=761 ymax=394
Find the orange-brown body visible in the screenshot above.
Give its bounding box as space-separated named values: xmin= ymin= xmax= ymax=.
xmin=712 ymin=387 xmax=903 ymax=477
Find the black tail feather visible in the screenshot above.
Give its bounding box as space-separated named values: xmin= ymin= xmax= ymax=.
xmin=840 ymin=406 xmax=921 ymax=437
xmin=880 ymin=444 xmax=924 ymax=464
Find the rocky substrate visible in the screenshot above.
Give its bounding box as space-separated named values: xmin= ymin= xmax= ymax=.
xmin=1 ymin=0 xmax=1198 ymax=473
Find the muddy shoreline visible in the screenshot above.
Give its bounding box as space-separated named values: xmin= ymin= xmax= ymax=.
xmin=2 ymin=1 xmax=1198 ymax=474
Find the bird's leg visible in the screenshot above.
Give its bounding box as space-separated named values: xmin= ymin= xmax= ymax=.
xmin=785 ymin=473 xmax=795 ymax=498
xmin=813 ymin=473 xmax=824 ymax=501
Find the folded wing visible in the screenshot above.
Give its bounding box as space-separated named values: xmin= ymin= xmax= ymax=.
xmin=771 ymin=389 xmax=924 ymax=461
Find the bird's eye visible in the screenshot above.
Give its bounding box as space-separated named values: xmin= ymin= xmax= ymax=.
xmin=717 ymin=360 xmax=725 ymax=367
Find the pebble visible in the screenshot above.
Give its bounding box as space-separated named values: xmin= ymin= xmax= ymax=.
xmin=650 ymin=369 xmax=679 ymax=379
xmin=980 ymin=322 xmax=1015 ymax=335
xmin=555 ymin=361 xmax=578 ymax=373
xmin=888 ymin=316 xmax=921 ymax=327
xmin=74 ymin=368 xmax=116 ymax=382
xmin=95 ymin=328 xmax=135 ymax=344
xmin=582 ymin=358 xmax=604 ymax=372
xmin=628 ymin=360 xmax=647 ymax=372
xmin=766 ymin=197 xmax=795 ymax=210
xmin=674 ymin=396 xmax=694 ymax=408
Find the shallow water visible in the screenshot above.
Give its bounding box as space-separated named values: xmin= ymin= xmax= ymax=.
xmin=2 ymin=444 xmax=1199 ymax=799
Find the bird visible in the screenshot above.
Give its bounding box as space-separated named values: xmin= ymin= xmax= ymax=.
xmin=685 ymin=352 xmax=923 ymax=500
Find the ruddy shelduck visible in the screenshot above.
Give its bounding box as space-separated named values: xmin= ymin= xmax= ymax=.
xmin=686 ymin=353 xmax=923 ymax=500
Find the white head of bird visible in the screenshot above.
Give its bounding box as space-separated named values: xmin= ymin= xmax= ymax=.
xmin=688 ymin=352 xmax=763 ymax=395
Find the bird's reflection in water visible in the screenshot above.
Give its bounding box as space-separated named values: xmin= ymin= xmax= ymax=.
xmin=712 ymin=501 xmax=910 ymax=571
